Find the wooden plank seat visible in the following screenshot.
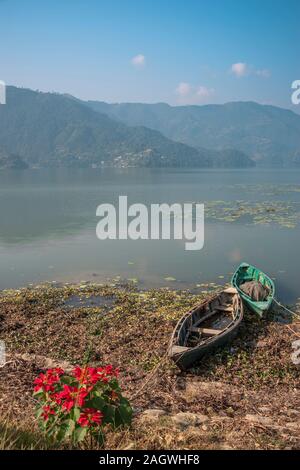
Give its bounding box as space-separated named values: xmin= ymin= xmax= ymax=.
xmin=214 ymin=305 xmax=233 ymax=312
xmin=189 ymin=326 xmax=222 ymax=336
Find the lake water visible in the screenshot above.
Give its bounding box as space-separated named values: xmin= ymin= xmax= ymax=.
xmin=0 ymin=168 xmax=300 ymax=304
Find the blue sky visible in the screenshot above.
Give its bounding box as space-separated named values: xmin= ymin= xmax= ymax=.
xmin=0 ymin=0 xmax=299 ymax=110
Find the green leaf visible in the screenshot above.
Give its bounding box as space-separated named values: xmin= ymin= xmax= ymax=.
xmin=64 ymin=419 xmax=75 ymax=438
xmin=73 ymin=426 xmax=88 ymax=444
xmin=33 ymin=389 xmax=45 ymax=397
xmin=60 ymin=375 xmax=76 ymax=385
xmin=35 ymin=408 xmax=44 ymax=418
xmin=56 ymin=423 xmax=69 ymax=442
xmin=86 ymin=396 xmax=106 ymax=410
xmin=72 ymin=407 xmax=81 ymax=422
xmin=108 ymin=378 xmax=120 ymax=391
xmin=102 ymin=404 xmax=116 ymax=426
xmin=46 ymin=425 xmax=58 ymax=437
xmin=114 ymin=398 xmax=133 ymax=427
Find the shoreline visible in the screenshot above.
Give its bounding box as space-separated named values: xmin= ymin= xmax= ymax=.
xmin=1 ymin=274 xmax=298 ymax=306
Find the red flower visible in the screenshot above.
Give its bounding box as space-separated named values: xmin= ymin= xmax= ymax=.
xmin=104 ymin=365 xmax=117 ymax=376
xmin=103 ymin=364 xmax=119 ymax=378
xmin=72 ymin=365 xmax=119 ymax=386
xmin=78 ymin=408 xmax=103 ymax=427
xmin=41 ymin=405 xmax=56 ymax=421
xmin=34 ymin=368 xmax=64 ymax=393
xmin=73 ymin=366 xmax=86 ymax=382
xmin=97 ymin=365 xmax=119 ymax=383
xmin=48 ymin=367 xmax=64 ymax=377
xmin=51 ymin=391 xmax=63 ymax=405
xmin=73 ymin=366 xmax=97 ymax=385
xmin=34 ymin=374 xmax=55 ymax=393
xmin=57 ymin=385 xmax=89 ymax=411
xmin=88 ymin=367 xmax=105 ymax=384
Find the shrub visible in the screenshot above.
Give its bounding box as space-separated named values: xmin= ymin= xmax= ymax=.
xmin=33 ymin=365 xmax=132 ymax=445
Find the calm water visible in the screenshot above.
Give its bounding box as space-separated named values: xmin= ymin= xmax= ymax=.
xmin=0 ymin=168 xmax=300 ymax=303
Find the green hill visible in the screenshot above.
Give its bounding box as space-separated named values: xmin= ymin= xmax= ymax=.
xmin=0 ymin=151 xmax=28 ymax=170
xmin=0 ymin=87 xmax=255 ymax=169
xmin=86 ymin=100 xmax=300 ymax=166
xmin=0 ymin=87 xmax=211 ymax=169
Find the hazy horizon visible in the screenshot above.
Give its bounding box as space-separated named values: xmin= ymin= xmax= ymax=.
xmin=5 ymin=83 xmax=300 ymax=114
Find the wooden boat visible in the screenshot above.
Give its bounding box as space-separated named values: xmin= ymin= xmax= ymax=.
xmin=231 ymin=262 xmax=275 ymax=317
xmin=168 ymin=287 xmax=243 ymax=371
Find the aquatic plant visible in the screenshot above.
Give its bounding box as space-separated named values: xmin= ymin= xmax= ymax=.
xmin=204 ymin=200 xmax=300 ymax=229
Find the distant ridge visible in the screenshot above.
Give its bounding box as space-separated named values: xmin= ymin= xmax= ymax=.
xmin=86 ymin=100 xmax=300 ymax=166
xmin=0 ymin=86 xmax=254 ymax=169
xmin=0 ymin=151 xmax=28 ymax=170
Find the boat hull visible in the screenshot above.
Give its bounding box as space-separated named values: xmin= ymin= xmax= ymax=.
xmin=170 ymin=326 xmax=240 ymax=371
xmin=231 ymin=262 xmax=275 ymax=317
xmin=168 ymin=288 xmax=243 ymax=371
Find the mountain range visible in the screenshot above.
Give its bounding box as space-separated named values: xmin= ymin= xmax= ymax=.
xmin=0 ymin=86 xmax=299 ymax=169
xmin=86 ymin=100 xmax=300 ymax=166
xmin=0 ymin=151 xmax=28 ymax=170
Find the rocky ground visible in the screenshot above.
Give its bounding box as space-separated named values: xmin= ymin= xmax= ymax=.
xmin=0 ymin=282 xmax=299 ymax=450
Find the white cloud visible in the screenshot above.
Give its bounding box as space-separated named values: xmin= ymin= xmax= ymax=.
xmin=175 ymin=82 xmax=215 ymax=104
xmin=231 ymin=62 xmax=271 ymax=79
xmin=176 ymin=82 xmax=191 ymax=96
xmin=196 ymin=86 xmax=215 ymax=100
xmin=131 ymin=54 xmax=145 ymax=68
xmin=255 ymin=68 xmax=271 ymax=78
xmin=231 ymin=62 xmax=248 ymax=77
